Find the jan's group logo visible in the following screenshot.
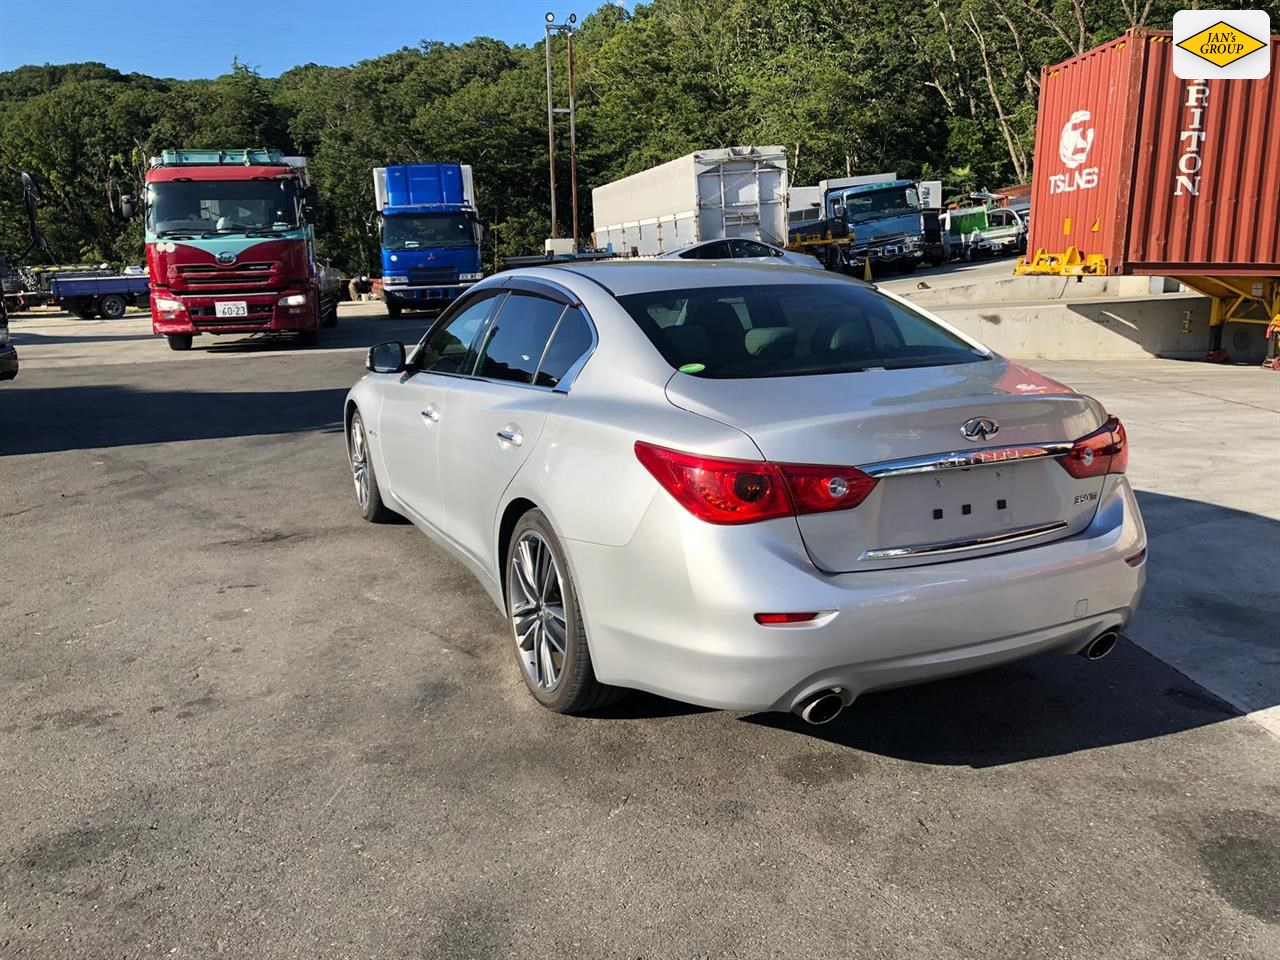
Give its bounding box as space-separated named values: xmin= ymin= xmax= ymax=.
xmin=1173 ymin=10 xmax=1271 ymax=80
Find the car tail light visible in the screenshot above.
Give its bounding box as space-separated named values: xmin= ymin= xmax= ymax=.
xmin=1058 ymin=416 xmax=1128 ymax=479
xmin=634 ymin=441 xmax=877 ymax=525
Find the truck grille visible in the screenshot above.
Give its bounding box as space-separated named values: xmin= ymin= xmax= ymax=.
xmin=408 ymin=267 xmax=457 ymax=284
xmin=176 ymin=263 xmax=276 ymax=287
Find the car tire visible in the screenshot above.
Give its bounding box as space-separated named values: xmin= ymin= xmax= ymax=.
xmin=348 ymin=410 xmax=397 ymax=524
xmin=505 ymin=509 xmax=622 ymax=714
xmin=385 ymin=300 xmax=402 ymax=319
xmin=98 ymin=294 xmax=127 ymax=320
xmin=166 ymin=334 xmax=193 ymax=351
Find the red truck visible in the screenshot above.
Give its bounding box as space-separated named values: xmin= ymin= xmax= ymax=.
xmin=139 ymin=149 xmax=341 ymax=351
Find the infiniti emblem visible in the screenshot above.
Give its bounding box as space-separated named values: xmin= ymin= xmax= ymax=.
xmin=216 ymin=251 xmax=237 ymax=266
xmin=961 ymin=416 xmax=999 ymax=442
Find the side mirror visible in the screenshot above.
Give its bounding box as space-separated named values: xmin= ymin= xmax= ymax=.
xmin=303 ymin=203 xmax=318 ymax=226
xmin=366 ymin=341 xmax=406 ymax=374
xmin=120 ymin=196 xmax=135 ymax=219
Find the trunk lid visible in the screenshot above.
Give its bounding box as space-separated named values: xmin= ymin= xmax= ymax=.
xmin=665 ymin=358 xmax=1109 ymax=572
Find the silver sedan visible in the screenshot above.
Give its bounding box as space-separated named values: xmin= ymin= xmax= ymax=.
xmin=345 ymin=261 xmax=1146 ymax=724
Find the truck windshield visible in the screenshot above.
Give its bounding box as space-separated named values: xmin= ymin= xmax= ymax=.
xmin=147 ymin=180 xmax=300 ymax=235
xmin=382 ymin=213 xmax=475 ymax=250
xmin=619 ymin=282 xmax=988 ymax=379
xmin=842 ymin=186 xmax=921 ymax=225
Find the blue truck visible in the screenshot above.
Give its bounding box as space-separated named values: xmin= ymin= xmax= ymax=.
xmin=373 ymin=164 xmax=485 ymax=317
xmin=788 ymin=176 xmax=927 ymax=275
xmin=49 ymin=270 xmax=150 ymax=319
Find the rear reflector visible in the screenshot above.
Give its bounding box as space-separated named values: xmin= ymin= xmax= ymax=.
xmin=634 ymin=441 xmax=877 ymax=525
xmin=755 ymin=612 xmax=820 ymax=625
xmin=1124 ymin=548 xmax=1147 ymax=567
xmin=1059 ymin=415 xmax=1128 ymax=479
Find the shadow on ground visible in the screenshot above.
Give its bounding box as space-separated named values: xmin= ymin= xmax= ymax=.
xmin=0 ymin=383 xmax=347 ymax=455
xmin=8 ymin=331 xmax=158 ymax=346
xmin=743 ymin=639 xmax=1239 ymax=767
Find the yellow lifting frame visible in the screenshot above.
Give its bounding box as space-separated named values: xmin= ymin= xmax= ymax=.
xmin=1014 ymin=245 xmax=1109 ymax=276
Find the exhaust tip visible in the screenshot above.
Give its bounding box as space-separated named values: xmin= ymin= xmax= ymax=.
xmin=795 ymin=690 xmax=846 ymax=725
xmin=1081 ymin=631 xmax=1119 ymax=661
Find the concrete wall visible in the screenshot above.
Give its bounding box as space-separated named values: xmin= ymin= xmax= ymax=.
xmin=929 ymin=296 xmax=1268 ymax=363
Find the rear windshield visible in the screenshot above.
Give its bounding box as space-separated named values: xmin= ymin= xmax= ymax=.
xmin=617 ymin=282 xmax=988 ymax=379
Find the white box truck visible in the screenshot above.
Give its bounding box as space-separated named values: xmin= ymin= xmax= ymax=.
xmin=592 ymin=146 xmax=788 ymax=256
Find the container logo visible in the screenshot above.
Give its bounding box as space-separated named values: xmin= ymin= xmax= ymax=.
xmin=1173 ymin=11 xmax=1271 ymax=80
xmin=1057 ymin=110 xmax=1095 ymax=169
xmin=1049 ymin=110 xmax=1099 ymax=195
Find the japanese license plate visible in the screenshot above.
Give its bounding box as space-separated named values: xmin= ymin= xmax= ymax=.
xmin=214 ymin=301 xmax=248 ymax=318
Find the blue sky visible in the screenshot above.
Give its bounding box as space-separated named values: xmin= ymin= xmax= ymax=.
xmin=0 ymin=0 xmax=622 ymax=80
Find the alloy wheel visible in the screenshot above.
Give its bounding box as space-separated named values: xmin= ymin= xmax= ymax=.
xmin=509 ymin=531 xmax=567 ymax=691
xmin=350 ymin=416 xmax=370 ymax=509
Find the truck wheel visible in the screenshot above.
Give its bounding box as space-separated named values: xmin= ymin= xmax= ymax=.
xmin=167 ymin=334 xmax=193 ymax=351
xmin=98 ymin=294 xmax=128 ymax=320
xmin=320 ymin=295 xmax=338 ymax=328
xmin=72 ymin=309 xmax=97 ymax=320
xmin=385 ymin=301 xmax=402 ymax=319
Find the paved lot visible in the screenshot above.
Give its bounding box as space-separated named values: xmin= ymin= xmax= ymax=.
xmin=1 ymin=304 xmax=1277 ymax=959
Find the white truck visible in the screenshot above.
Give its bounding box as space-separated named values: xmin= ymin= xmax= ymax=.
xmin=592 ymin=146 xmax=789 ymax=257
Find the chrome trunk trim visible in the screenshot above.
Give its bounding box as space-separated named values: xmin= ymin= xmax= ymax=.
xmin=860 ymin=520 xmax=1071 ymax=561
xmin=860 ymin=442 xmax=1074 ymax=479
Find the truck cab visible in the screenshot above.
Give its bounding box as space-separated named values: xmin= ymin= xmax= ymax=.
xmin=826 ymin=179 xmax=926 ymax=273
xmin=142 ymin=149 xmax=339 ymax=351
xmin=374 ymin=164 xmax=484 ymax=317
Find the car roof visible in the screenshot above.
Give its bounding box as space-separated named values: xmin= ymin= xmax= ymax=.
xmin=539 ymin=258 xmax=856 ymax=297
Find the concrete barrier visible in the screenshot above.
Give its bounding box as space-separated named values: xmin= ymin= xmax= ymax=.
xmin=930 ymin=295 xmax=1267 ymax=362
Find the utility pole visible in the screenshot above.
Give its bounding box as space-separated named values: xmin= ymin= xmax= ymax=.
xmin=543 ymin=14 xmax=558 ymax=240
xmin=544 ymin=12 xmax=579 ymax=251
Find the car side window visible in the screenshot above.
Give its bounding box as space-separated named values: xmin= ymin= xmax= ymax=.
xmin=687 ymin=241 xmax=730 ymax=260
xmin=535 ymin=307 xmax=594 ymax=388
xmin=417 ymin=293 xmax=503 ymax=375
xmin=732 ymin=240 xmax=776 ymax=258
xmin=474 ymin=293 xmax=565 ymax=385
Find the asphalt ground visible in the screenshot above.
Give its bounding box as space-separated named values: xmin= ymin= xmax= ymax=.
xmin=1 ymin=302 xmax=1277 ymax=959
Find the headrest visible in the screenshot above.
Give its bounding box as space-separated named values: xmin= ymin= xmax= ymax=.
xmin=745 ymin=327 xmax=796 ymax=357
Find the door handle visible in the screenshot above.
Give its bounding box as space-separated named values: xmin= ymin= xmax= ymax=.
xmin=496 ymin=428 xmax=523 ymax=446
xmin=421 ymin=405 xmax=440 ymax=424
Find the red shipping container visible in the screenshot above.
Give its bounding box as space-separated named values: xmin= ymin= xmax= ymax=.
xmin=1024 ymin=29 xmax=1280 ymax=277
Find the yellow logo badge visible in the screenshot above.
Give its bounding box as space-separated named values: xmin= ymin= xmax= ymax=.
xmin=1176 ymin=21 xmax=1267 ymax=69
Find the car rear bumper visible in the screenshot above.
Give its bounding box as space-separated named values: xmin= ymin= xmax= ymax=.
xmin=565 ymin=475 xmax=1146 ymax=712
xmin=150 ymin=289 xmax=316 ymax=336
xmin=0 ymin=343 xmax=18 ymax=381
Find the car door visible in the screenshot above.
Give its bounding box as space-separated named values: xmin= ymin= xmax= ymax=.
xmin=377 ymin=291 xmax=505 ymax=526
xmin=436 ymin=291 xmax=595 ymax=570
